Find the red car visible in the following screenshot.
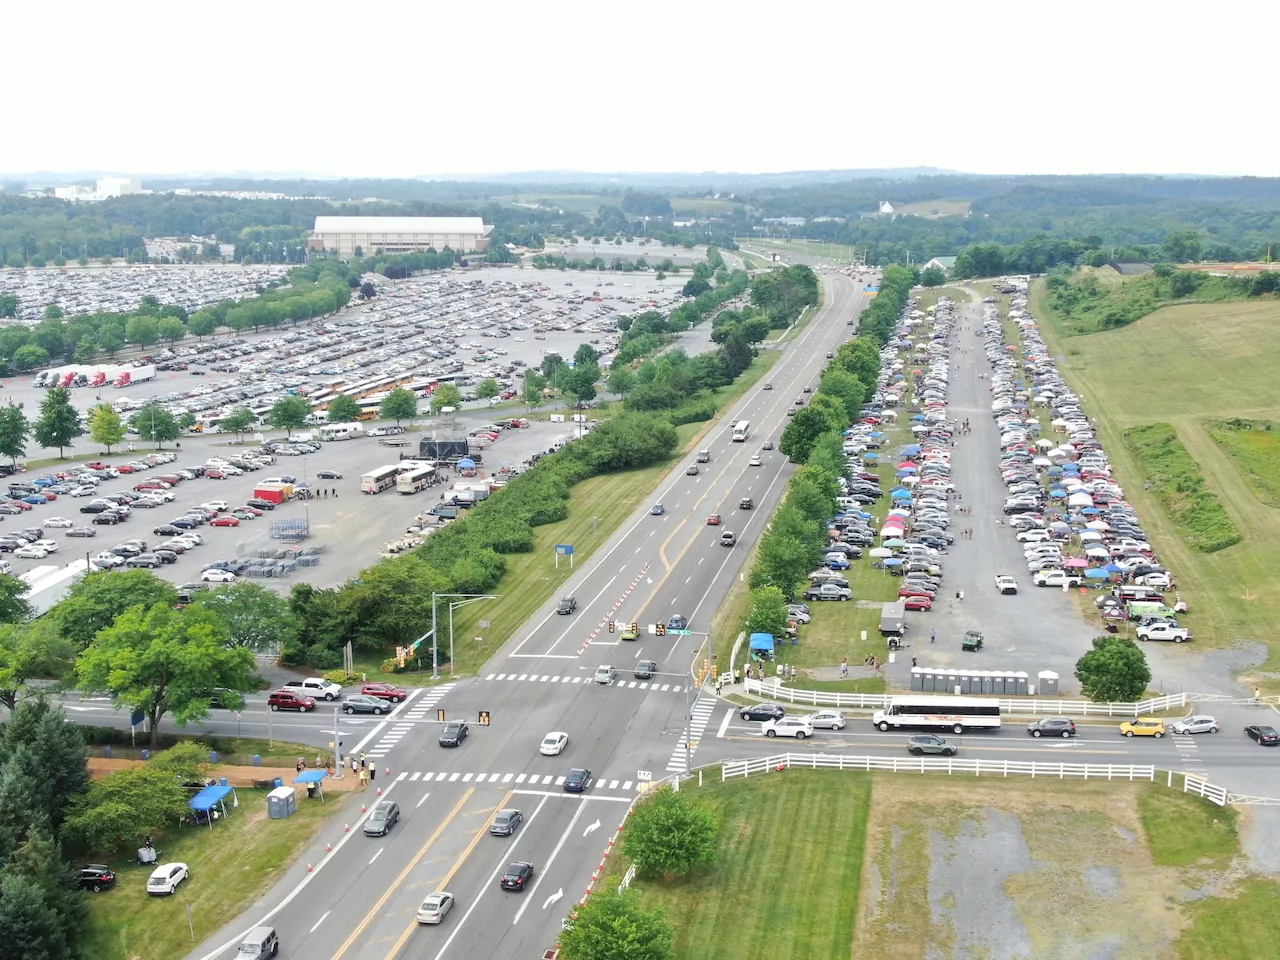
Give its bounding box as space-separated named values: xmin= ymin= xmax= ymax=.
xmin=87 ymin=461 xmax=108 ymax=470
xmin=237 ymin=505 xmax=263 ymax=517
xmin=40 ymin=491 xmax=57 ymax=500
xmin=361 ymin=682 xmax=408 ymax=703
xmin=706 ymin=514 xmax=722 ymax=526
xmin=902 ymin=595 xmax=933 ymax=611
xmin=210 ymin=516 xmax=240 ymax=527
xmin=898 ymin=585 xmax=935 ymax=599
xmin=6 ymin=500 xmax=32 ymax=511
xmin=134 ymin=483 xmax=163 ymax=492
xmin=117 ymin=464 xmax=136 ymax=474
xmin=204 ymin=469 xmax=227 ymax=480
xmin=268 ymin=690 xmax=316 ymax=712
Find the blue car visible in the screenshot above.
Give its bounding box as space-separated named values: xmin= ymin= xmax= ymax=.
xmin=22 ymin=495 xmax=49 ymax=505
xmin=31 ymin=477 xmax=56 ymax=487
xmin=823 ymin=555 xmax=851 ymax=570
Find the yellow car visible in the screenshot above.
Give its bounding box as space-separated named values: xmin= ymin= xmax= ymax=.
xmin=1119 ymin=717 xmax=1166 ymax=738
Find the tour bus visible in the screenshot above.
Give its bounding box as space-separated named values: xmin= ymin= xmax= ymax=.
xmin=396 ymin=465 xmax=435 ymax=494
xmin=360 ymin=465 xmax=401 ymax=495
xmin=871 ymin=695 xmax=1002 ymax=734
xmin=319 ymin=423 xmax=363 ymax=442
xmin=731 ymin=420 xmax=751 ymax=442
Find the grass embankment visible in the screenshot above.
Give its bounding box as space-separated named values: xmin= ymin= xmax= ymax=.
xmin=360 ymin=351 xmax=781 ymax=683
xmin=1122 ymin=423 xmax=1242 ymax=553
xmin=602 ymin=771 xmax=872 ymax=960
xmin=1030 ymin=282 xmax=1280 ymax=672
xmin=1209 ymin=419 xmax=1280 ymax=507
xmin=82 ymin=789 xmax=343 ymax=960
xmin=87 ymin=737 xmax=327 ymax=768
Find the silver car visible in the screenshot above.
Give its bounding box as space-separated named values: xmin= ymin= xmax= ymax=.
xmin=416 ymin=892 xmax=454 ymax=924
xmin=1171 ymin=715 xmax=1219 ymax=735
xmin=594 ymin=665 xmax=616 ymax=684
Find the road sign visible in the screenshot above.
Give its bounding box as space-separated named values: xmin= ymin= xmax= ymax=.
xmin=478 ymin=620 xmax=491 ymax=628
xmin=669 ymin=629 xmax=692 ymax=635
xmin=130 ymin=710 xmax=144 ymax=727
xmin=554 ymin=544 xmax=574 ymax=555
xmin=637 ymin=770 xmax=652 ymax=781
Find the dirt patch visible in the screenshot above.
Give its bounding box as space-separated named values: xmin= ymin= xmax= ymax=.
xmin=87 ymin=758 xmax=364 ymax=792
xmin=858 ymin=778 xmax=1192 ymax=960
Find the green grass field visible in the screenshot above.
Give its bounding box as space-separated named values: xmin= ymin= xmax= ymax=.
xmin=891 ymin=199 xmax=972 ymax=218
xmin=741 ymin=238 xmax=861 ymax=264
xmin=1030 ymin=284 xmax=1280 ymax=676
xmin=82 ymin=789 xmax=344 ymax=960
xmin=670 ymin=197 xmax=744 ymax=216
xmin=606 ymin=771 xmax=872 ymax=960
xmin=1208 ymin=419 xmax=1280 ymax=507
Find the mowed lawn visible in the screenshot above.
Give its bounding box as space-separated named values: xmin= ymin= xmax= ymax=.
xmin=82 ymin=790 xmax=344 ymax=960
xmin=1031 ymin=288 xmax=1280 ymax=672
xmin=611 ymin=772 xmax=872 ymax=960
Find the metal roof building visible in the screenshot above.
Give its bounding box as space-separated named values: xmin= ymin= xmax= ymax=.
xmin=308 ymin=216 xmax=492 ymax=258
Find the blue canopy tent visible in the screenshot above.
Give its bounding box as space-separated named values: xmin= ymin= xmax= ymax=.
xmin=1084 ymin=569 xmax=1110 ymax=579
xmin=749 ymin=633 xmax=776 ymax=661
xmin=457 ymin=457 xmax=477 ymax=476
xmin=294 ymin=769 xmax=330 ymax=803
xmin=188 ymin=784 xmax=236 ymax=828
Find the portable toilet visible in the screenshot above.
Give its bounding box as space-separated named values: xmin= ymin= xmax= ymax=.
xmin=267 ymin=786 xmax=296 ymax=820
xmin=1036 ymin=670 xmax=1060 ymax=697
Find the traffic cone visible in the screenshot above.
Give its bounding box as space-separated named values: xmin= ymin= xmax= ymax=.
xmin=385 ymin=767 xmax=390 ymax=777
xmin=307 ymin=863 xmax=313 ymax=872
xmin=344 ymin=823 xmax=350 ymax=832
xmin=377 ymin=786 xmax=383 ymax=796
xmin=326 ymin=841 xmax=332 ymax=852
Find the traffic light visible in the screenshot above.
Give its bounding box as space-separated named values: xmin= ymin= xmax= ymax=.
xmin=655 ymin=623 xmax=666 ymax=637
xmin=630 ymin=622 xmax=639 ymax=635
xmin=478 ymin=710 xmax=491 ymax=726
xmin=437 ymin=708 xmax=446 ymax=722
xmin=608 ymin=620 xmax=616 ymax=633
xmin=396 ymin=646 xmax=407 ymax=668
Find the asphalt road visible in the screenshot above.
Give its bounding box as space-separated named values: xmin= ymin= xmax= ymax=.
xmin=184 ymin=269 xmax=876 ymax=960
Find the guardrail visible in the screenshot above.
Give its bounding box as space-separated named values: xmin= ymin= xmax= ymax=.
xmin=742 ymin=678 xmax=1201 ymax=717
xmin=722 ymin=753 xmax=1156 ymax=782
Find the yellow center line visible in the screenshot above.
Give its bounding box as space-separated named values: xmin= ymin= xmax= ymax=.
xmin=329 ymin=788 xmax=475 ymax=960
xmin=382 ymin=789 xmax=514 ymax=960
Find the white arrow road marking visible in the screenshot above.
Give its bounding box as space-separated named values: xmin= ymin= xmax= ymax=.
xmin=583 ymin=818 xmax=600 ymax=837
xmin=543 ymin=888 xmax=563 ymax=910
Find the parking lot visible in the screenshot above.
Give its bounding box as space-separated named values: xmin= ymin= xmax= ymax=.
xmin=6 ymin=265 xmax=701 ymax=459
xmin=11 ymin=411 xmax=574 ymax=612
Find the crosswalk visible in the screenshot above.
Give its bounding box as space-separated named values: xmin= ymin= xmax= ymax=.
xmin=485 ymin=672 xmax=687 ymax=694
xmin=394 ymin=769 xmax=637 ymax=793
xmin=364 ymin=683 xmax=456 ymax=759
xmin=665 ymin=696 xmax=718 ymax=773
xmin=1172 ymin=733 xmax=1204 ymax=771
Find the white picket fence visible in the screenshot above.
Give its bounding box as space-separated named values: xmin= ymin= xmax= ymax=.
xmin=618 ymin=863 xmax=637 ymax=893
xmin=722 ymin=752 xmax=1156 ymax=782
xmin=743 ymin=677 xmax=1200 ymax=717
xmin=1183 ymin=774 xmax=1280 ymax=807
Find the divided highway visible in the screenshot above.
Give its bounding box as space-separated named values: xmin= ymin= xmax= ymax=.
xmin=188 ymin=270 xmax=873 ymax=960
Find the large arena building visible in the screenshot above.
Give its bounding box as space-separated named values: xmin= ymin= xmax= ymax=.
xmin=308 ymin=216 xmax=493 ymax=258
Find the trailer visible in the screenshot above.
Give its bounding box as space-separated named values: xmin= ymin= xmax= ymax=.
xmin=253 ymin=483 xmax=293 ymax=504
xmin=114 ymin=365 xmax=156 ymax=388
xmin=879 ymin=601 xmax=906 ymax=637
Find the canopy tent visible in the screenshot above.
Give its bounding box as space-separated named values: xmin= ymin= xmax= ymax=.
xmin=1084 ymin=568 xmax=1111 ymax=579
xmin=294 ymin=768 xmax=331 ymax=803
xmin=188 ymin=784 xmax=237 ymax=828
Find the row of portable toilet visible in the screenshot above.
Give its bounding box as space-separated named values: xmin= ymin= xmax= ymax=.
xmin=909 ymin=667 xmax=1060 ymax=696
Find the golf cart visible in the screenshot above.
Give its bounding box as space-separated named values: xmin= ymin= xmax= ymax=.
xmin=961 ymin=631 xmax=984 ymax=653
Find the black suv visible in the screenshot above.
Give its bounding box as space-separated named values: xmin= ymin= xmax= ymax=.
xmin=1027 ymin=717 xmax=1077 ymax=738
xmin=438 ymin=721 xmax=468 ymax=748
xmin=635 ymin=660 xmax=658 ymax=680
xmin=363 ymin=800 xmax=400 ymax=836
xmin=78 ymin=865 xmax=116 ymax=892
xmin=500 ymin=861 xmax=535 ymax=891
xmin=739 ymin=704 xmax=785 ymax=722
xmin=556 ymin=596 xmax=576 ymax=615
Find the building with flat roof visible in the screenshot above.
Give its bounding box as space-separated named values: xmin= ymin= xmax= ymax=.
xmin=308 ymin=216 xmax=492 ymax=258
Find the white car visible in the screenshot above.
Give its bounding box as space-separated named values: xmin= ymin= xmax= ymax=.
xmin=69 ymin=485 xmax=98 ymax=497
xmin=805 ymin=710 xmax=846 ymax=730
xmin=201 ymin=500 xmax=229 ymax=512
xmin=92 ymin=552 xmax=125 ymax=568
xmin=43 ymin=517 xmax=74 ymax=528
xmin=994 ymin=575 xmax=1018 ymax=595
xmin=594 ymin=665 xmax=616 ymax=684
xmin=1171 ymin=715 xmax=1219 ymax=735
xmin=539 ymin=731 xmax=569 ymax=756
xmin=748 ymin=455 xmax=762 ymax=467
xmin=147 ymin=862 xmax=189 ymax=896
xmin=174 ymin=532 xmax=203 ymax=545
xmin=1136 ymin=572 xmax=1172 ymax=588
xmin=1016 ymin=528 xmax=1051 ymax=543
xmin=1136 ymin=623 xmax=1192 ymax=643
xmin=13 ymin=545 xmax=49 ymax=559
xmin=417 ymin=891 xmax=455 ymax=924
xmin=1033 ymin=570 xmax=1081 ymax=588
xmin=201 ymin=569 xmax=236 ymax=583
xmin=761 ymin=717 xmax=814 ymax=739
xmin=32 ymin=540 xmax=59 ymax=554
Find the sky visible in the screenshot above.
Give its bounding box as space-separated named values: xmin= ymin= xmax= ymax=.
xmin=8 ymin=0 xmax=1279 ymax=181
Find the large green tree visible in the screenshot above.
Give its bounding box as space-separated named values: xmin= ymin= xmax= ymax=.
xmin=221 ymin=406 xmax=256 ymax=440
xmin=0 ymin=404 xmax=28 ymax=466
xmin=0 ymin=622 xmax=76 ymax=709
xmin=559 ymin=889 xmax=675 ymax=960
xmin=124 ymin=315 xmax=159 ymax=347
xmin=743 ymin=586 xmax=791 ymax=638
xmin=475 ymin=378 xmax=501 ymax=400
xmin=192 ymin=582 xmax=296 ymax=653
xmin=1075 ymin=635 xmax=1151 ymax=703
xmin=133 ymin=403 xmax=180 ymax=448
xmin=77 ymin=602 xmax=255 ymax=747
xmin=32 ymin=388 xmax=81 ymax=457
xmin=431 ymin=384 xmax=463 ymax=414
xmin=326 ymin=394 xmax=361 ymax=424
xmin=87 ymin=403 xmax=125 ymax=453
xmin=53 ymin=570 xmax=179 ymax=647
xmin=622 ymin=785 xmax=718 ymax=880
xmin=268 ymin=395 xmax=311 ymax=434
xmin=379 ymin=386 xmax=418 ymax=424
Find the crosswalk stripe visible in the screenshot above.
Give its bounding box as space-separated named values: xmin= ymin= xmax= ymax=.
xmin=516 ymin=773 xmax=528 ymax=783
xmin=462 ymin=773 xmax=473 ymax=782
xmin=502 ymin=773 xmax=514 ymax=783
xmin=410 ymin=772 xmax=420 ymax=781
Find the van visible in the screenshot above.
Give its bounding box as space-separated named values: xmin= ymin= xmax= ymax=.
xmin=238 ymin=925 xmax=279 ymax=958
xmin=1113 ymin=585 xmax=1164 ymax=603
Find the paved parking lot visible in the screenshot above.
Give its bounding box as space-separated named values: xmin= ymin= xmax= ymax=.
xmin=14 ymin=412 xmax=571 ymax=611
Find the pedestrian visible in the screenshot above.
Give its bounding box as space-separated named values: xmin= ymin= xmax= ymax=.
xmin=369 ymin=765 xmax=376 ymax=783
xmin=930 ymin=629 xmax=936 ymax=644
xmin=359 ymin=753 xmax=366 ymax=770
xmin=911 ymin=656 xmax=918 ymax=667
xmin=351 ymin=757 xmax=359 ymax=776
xmin=790 ymin=664 xmax=797 ymax=680
xmin=840 ymin=657 xmax=849 ymax=678
xmin=314 ymin=754 xmax=322 ymax=769
xmin=333 ymin=487 xmax=337 ymax=498
xmin=359 ymin=768 xmax=368 ymax=788
xmin=296 ymin=756 xmax=305 ymax=773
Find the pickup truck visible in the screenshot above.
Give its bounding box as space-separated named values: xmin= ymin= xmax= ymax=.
xmin=429 ymin=504 xmax=460 ymax=519
xmin=804 ymin=582 xmax=852 ymax=602
xmin=556 ymin=596 xmax=577 ymax=615
xmin=282 ymin=677 xmax=343 ymax=701
xmin=1136 ymin=623 xmax=1192 ymax=643
xmin=1032 ymin=570 xmax=1082 ymax=589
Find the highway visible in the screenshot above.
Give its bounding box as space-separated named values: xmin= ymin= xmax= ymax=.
xmin=186 ymin=268 xmax=874 ymax=960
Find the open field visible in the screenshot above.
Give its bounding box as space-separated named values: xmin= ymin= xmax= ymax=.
xmin=891 ymin=198 xmax=972 ymax=218
xmin=1030 ymin=284 xmax=1280 ymax=674
xmin=361 ymin=350 xmax=783 ymax=683
xmin=82 ymin=788 xmax=344 ymax=960
xmin=669 ymin=197 xmax=744 ymax=216
xmin=1209 ymin=419 xmax=1280 ymax=507
xmin=741 ymin=238 xmax=862 ymax=264
xmin=602 ymin=770 xmax=1274 ymax=960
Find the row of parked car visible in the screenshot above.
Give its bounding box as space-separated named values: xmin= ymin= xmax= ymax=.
xmin=982 ymin=293 xmax=1188 ymax=640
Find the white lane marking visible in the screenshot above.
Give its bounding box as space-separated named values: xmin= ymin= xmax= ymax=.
xmin=513 ymin=800 xmax=589 ymax=925
xmin=369 ymin=847 xmax=383 ymax=865
xmin=309 ymin=910 xmax=330 ymax=934
xmin=416 ymin=791 xmax=431 ymax=809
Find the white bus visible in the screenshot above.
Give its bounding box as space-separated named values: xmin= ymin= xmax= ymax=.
xmin=360 ymin=465 xmax=401 ymax=495
xmin=731 ymin=420 xmax=750 ymax=442
xmin=319 ymin=423 xmax=363 ymax=441
xmin=396 ymin=465 xmax=435 ymax=494
xmin=871 ymin=695 xmax=1002 ymax=734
